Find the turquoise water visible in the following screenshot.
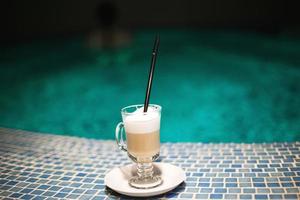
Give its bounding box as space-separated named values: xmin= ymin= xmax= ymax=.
xmin=1 ymin=30 xmax=300 ymax=142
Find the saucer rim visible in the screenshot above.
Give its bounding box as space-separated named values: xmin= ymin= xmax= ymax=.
xmin=104 ymin=162 xmax=186 ymax=197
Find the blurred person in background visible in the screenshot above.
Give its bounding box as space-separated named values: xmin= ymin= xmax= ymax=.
xmin=87 ymin=0 xmax=131 ymax=49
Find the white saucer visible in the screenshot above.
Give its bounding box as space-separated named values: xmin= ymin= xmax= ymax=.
xmin=104 ymin=163 xmax=186 ymax=197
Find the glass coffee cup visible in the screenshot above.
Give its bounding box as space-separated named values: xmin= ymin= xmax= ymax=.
xmin=115 ymin=104 xmax=162 ymax=189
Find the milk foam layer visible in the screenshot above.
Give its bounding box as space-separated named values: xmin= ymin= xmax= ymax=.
xmin=124 ymin=107 xmax=160 ymax=134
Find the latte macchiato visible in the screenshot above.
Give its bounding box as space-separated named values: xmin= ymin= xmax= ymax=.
xmin=123 ymin=107 xmax=160 ymax=158
xmin=115 ymin=104 xmax=162 ymax=189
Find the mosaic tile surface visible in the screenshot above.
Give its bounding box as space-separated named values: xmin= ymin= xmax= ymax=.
xmin=0 ymin=127 xmax=300 ymax=200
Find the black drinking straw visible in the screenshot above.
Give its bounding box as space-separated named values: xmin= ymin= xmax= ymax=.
xmin=143 ymin=35 xmax=160 ymax=112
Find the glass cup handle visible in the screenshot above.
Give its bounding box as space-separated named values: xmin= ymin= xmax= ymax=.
xmin=115 ymin=122 xmax=127 ymax=152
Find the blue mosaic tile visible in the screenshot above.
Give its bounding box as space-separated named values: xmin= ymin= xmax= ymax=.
xmin=239 ymin=182 xmax=252 ymax=187
xmin=281 ymin=182 xmax=294 ymax=187
xmin=53 ymin=193 xmax=68 ymax=198
xmin=200 ymin=188 xmax=213 ymax=193
xmin=6 ymin=181 xmax=18 ymax=186
xmin=186 ymin=177 xmax=197 ymax=182
xmin=48 ymin=186 xmax=62 ymax=191
xmin=253 ymin=183 xmax=266 ymax=187
xmin=244 ymin=173 xmax=256 ymax=177
xmin=257 ymin=164 xmax=268 ymax=168
xmin=20 ymin=194 xmax=35 ymax=199
xmin=198 ymin=182 xmax=210 ymax=187
xmin=71 ymin=188 xmax=86 ymax=194
xmin=19 ymin=188 xmax=33 ymax=194
xmin=257 ymin=188 xmax=271 ymax=193
xmin=266 ymin=177 xmax=278 ymax=182
xmin=69 ymin=183 xmax=82 ymax=188
xmin=252 ymin=178 xmax=264 ymax=182
xmin=252 ymin=168 xmax=263 ymax=172
xmin=192 ymin=173 xmax=204 ymax=177
xmin=240 ymin=194 xmax=252 ymax=199
xmin=267 ymin=183 xmax=280 ymax=187
xmin=31 ymin=190 xmax=44 ymax=195
xmin=9 ymin=193 xmax=23 ymax=198
xmin=243 ymin=188 xmax=255 ymax=193
xmin=271 ymin=188 xmax=285 ymax=193
xmin=228 ymin=188 xmax=241 ymax=193
xmin=258 ymin=173 xmax=270 ymax=177
xmin=199 ymin=178 xmax=210 ymax=182
xmin=185 ymin=182 xmax=197 ymax=187
xmin=0 ymin=128 xmax=300 ymax=200
xmin=226 ymin=183 xmax=238 ymax=187
xmin=186 ymin=188 xmax=199 ymax=193
xmin=225 ymin=169 xmax=235 ymax=172
xmin=255 ymin=194 xmax=269 ymax=199
xmin=284 ymin=172 xmax=296 ymax=176
xmin=211 ymin=178 xmax=223 ymax=182
xmin=269 ymin=194 xmax=283 ymax=199
xmin=66 ymin=194 xmax=81 ymax=199
xmin=214 ymin=188 xmax=227 ymax=193
xmin=286 ymin=188 xmax=299 ymax=193
xmin=290 ymin=167 xmax=300 ymax=171
xmin=198 ymin=168 xmax=210 ymax=172
xmin=37 ymin=185 xmax=50 ymax=190
xmin=224 ymin=194 xmax=238 ymax=199
xmin=211 ymin=183 xmax=224 ymax=187
xmin=195 ymin=194 xmax=209 ymax=199
xmin=264 ymin=168 xmax=276 ymax=172
xmin=76 ymin=173 xmax=87 ymax=177
xmin=226 ymin=178 xmax=237 ymax=182
xmin=283 ymin=194 xmax=298 ymax=199
xmin=41 ymin=191 xmax=56 ymax=197
xmin=180 ymin=193 xmax=193 ymax=198
xmin=210 ymin=194 xmax=223 ymax=199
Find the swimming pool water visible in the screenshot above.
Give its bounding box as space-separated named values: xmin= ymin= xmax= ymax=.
xmin=1 ymin=30 xmax=300 ymax=142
